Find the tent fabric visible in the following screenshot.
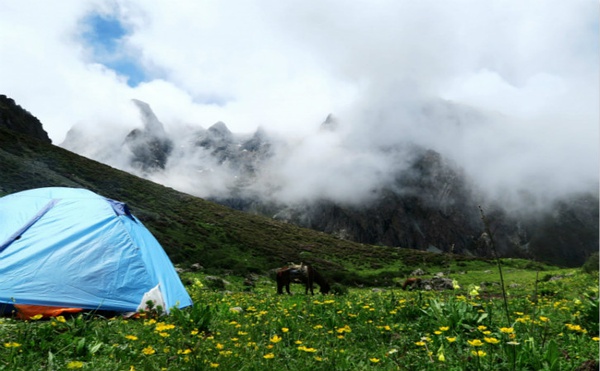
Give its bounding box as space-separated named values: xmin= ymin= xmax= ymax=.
xmin=0 ymin=187 xmax=192 ymax=314
xmin=14 ymin=304 xmax=83 ymax=320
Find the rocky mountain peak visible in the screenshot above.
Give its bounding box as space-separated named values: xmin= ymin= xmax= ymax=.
xmin=131 ymin=99 xmax=168 ymax=137
xmin=207 ymin=121 xmax=232 ymax=138
xmin=320 ymin=114 xmax=339 ymax=132
xmin=125 ymin=99 xmax=173 ymax=172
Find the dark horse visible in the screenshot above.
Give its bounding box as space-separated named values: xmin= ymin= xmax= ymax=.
xmin=276 ymin=263 xmax=330 ymax=295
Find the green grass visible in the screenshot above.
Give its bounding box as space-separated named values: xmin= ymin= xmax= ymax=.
xmin=2 ymin=267 xmax=598 ymax=370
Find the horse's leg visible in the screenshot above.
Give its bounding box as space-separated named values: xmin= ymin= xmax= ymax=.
xmin=286 ymin=283 xmax=291 ymax=295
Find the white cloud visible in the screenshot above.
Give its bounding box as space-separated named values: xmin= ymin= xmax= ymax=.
xmin=1 ymin=0 xmax=597 ymax=204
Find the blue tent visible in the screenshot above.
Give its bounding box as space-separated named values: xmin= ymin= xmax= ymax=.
xmin=0 ymin=187 xmax=192 ymax=314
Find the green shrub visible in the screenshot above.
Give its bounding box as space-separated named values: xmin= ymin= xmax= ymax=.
xmin=330 ymin=283 xmax=349 ymax=295
xmin=582 ymin=251 xmax=599 ymax=274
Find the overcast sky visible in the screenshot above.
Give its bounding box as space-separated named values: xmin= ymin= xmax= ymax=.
xmin=1 ymin=0 xmax=598 ymax=204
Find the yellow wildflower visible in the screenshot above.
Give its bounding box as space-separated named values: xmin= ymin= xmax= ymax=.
xmin=337 ymin=325 xmax=352 ymax=333
xmin=66 ymin=361 xmax=84 ymax=369
xmin=471 ymin=350 xmax=487 ymax=357
xmin=565 ymin=324 xmax=585 ymax=332
xmin=30 ymin=314 xmax=43 ymax=321
xmin=263 ymin=353 xmax=275 ymax=359
xmin=4 ymin=342 xmax=21 ymax=348
xmin=439 ymin=326 xmax=450 ymax=332
xmin=415 ymin=341 xmax=426 ymax=346
xmin=125 ymin=335 xmax=138 ymax=341
xmin=270 ymin=335 xmax=282 ymax=343
xmin=370 ymin=358 xmax=380 ymax=363
xmin=210 ymin=363 xmax=219 ymax=368
xmin=446 ymin=337 xmax=457 ymax=343
xmin=452 ymin=279 xmax=460 ymax=289
xmin=484 ymin=337 xmax=500 ymax=344
xmin=438 ymin=353 xmax=446 ymax=362
xmin=55 ymin=316 xmax=66 ymax=323
xmin=468 ymin=339 xmax=484 ymax=347
xmin=500 ymin=327 xmax=514 ymax=334
xmin=282 ymin=327 xmax=289 ymax=333
xmin=142 ymin=346 xmax=156 ymax=355
xmin=155 ymin=323 xmax=175 ymax=332
xmin=469 ymin=285 xmax=480 ymax=296
xmin=298 ymin=346 xmax=317 ymax=352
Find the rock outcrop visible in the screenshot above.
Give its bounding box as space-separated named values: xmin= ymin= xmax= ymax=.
xmin=0 ymin=95 xmax=51 ymax=143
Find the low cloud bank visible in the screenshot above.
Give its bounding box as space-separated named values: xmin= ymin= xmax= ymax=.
xmin=62 ymin=93 xmax=598 ymax=215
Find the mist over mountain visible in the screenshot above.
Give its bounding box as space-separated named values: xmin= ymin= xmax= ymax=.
xmin=60 ymin=98 xmax=599 ymax=267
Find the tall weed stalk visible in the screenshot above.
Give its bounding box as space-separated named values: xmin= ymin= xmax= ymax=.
xmin=478 ymin=206 xmax=511 ymax=326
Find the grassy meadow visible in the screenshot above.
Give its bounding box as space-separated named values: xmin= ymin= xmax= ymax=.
xmin=1 ymin=261 xmax=598 ymax=370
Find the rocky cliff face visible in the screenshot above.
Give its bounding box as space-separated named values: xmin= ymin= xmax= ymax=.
xmin=261 ymin=149 xmax=484 ymax=255
xmin=527 ymin=193 xmax=599 ymax=266
xmin=0 ymin=95 xmax=51 ymax=143
xmin=193 ymin=122 xmax=274 ymax=177
xmin=211 ymin=142 xmax=599 ymax=267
